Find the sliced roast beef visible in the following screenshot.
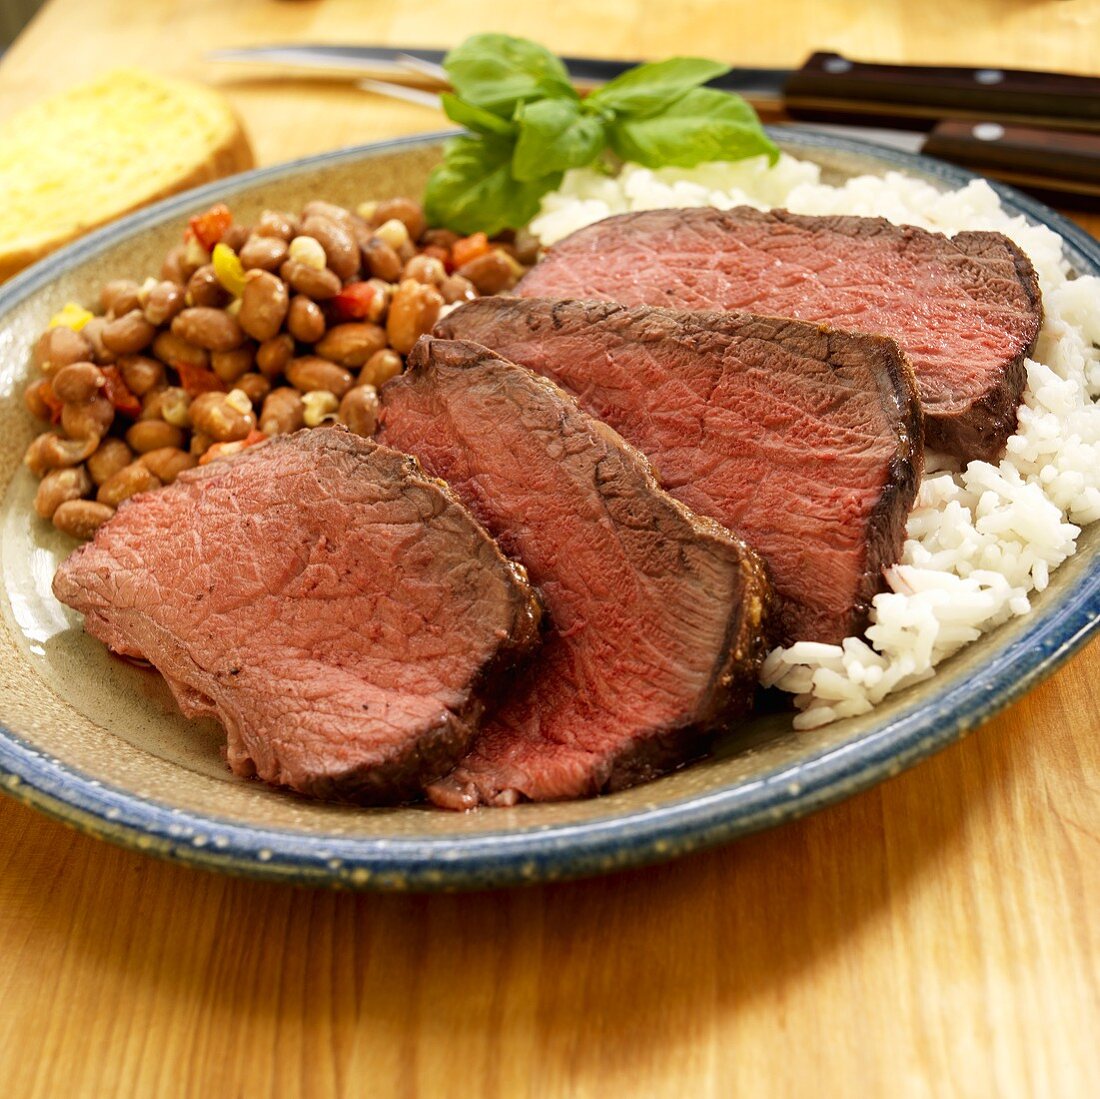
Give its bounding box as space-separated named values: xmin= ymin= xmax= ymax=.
xmin=52 ymin=429 xmax=542 ymax=803
xmin=517 ymin=206 xmax=1042 ymax=460
xmin=380 ymin=337 xmax=773 ymax=809
xmin=438 ymin=298 xmax=923 ymax=644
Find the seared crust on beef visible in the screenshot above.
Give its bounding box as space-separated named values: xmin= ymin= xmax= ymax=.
xmin=381 ymin=337 xmax=773 ymax=808
xmin=439 ymin=298 xmax=923 ymax=644
xmin=52 ymin=429 xmax=542 ymax=803
xmin=516 ymin=206 xmax=1042 ymax=461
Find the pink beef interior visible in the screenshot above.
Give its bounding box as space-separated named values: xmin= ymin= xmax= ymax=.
xmin=52 ymin=430 xmax=540 ymax=802
xmin=380 ymin=338 xmax=772 ymax=808
xmin=517 ymin=207 xmax=1042 ymax=459
xmin=439 ymin=299 xmax=922 ymax=644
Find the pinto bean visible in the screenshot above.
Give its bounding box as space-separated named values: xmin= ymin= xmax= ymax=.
xmin=142 ymin=280 xmax=186 ymax=326
xmin=285 ymin=356 xmax=354 ymax=397
xmin=145 ymin=387 xmax=191 ymax=428
xmin=211 ymin=345 xmax=256 ymax=385
xmin=101 ymin=279 xmax=141 ymax=316
xmin=234 ymin=372 xmax=271 ymax=405
xmin=372 ymin=198 xmax=426 ymax=242
xmin=256 ymin=333 xmax=295 ymax=378
xmin=52 ymin=500 xmax=114 ymax=540
xmin=35 ymin=465 xmax=93 ymax=520
xmin=80 ymin=317 xmax=117 ymax=365
xmin=87 ymin=438 xmax=134 ymax=485
xmin=386 ymin=279 xmax=443 ymax=354
xmin=33 ymin=326 xmax=93 ymax=374
xmin=97 ymin=461 xmax=161 ymax=507
xmin=140 ymin=446 xmax=197 ymax=484
xmin=61 ymin=394 xmax=114 ymax=442
xmin=186 ymin=264 xmax=230 ymax=309
xmin=221 ymin=223 xmax=251 ymax=252
xmin=188 ymin=389 xmax=256 ymax=441
xmin=403 ymin=254 xmax=446 ymax=286
xmin=456 ymin=250 xmax=523 ymax=294
xmin=255 ymin=210 xmax=298 ymax=240
xmin=171 ymin=308 xmax=245 ymax=352
xmin=118 ymin=355 xmax=166 ymax=397
xmin=238 ymin=271 xmax=289 ymax=342
xmin=302 ymin=200 xmax=356 ymax=229
xmin=101 ymin=310 xmax=157 ymax=354
xmin=362 ymin=237 xmax=402 ymax=283
xmin=439 ymin=274 xmax=477 ymax=305
xmin=314 ymin=323 xmax=387 ymax=367
xmin=279 ymin=260 xmax=342 ymax=300
xmin=153 ymin=330 xmax=208 ymax=371
xmin=238 ymin=234 xmax=289 ymax=272
xmin=300 ymin=215 xmax=360 ymax=282
xmin=338 ymin=385 xmax=379 ymax=437
xmin=421 ymin=228 xmax=460 ymax=251
xmin=125 ymin=419 xmax=187 ymax=453
xmin=24 ymin=378 xmax=56 ymax=421
xmin=358 ymin=348 xmax=403 ymax=389
xmin=259 ymin=387 xmax=305 ymax=435
xmin=287 ymin=295 xmax=326 ymax=343
xmin=24 ymin=432 xmax=99 ymax=475
xmin=51 ymin=362 xmax=105 ymax=404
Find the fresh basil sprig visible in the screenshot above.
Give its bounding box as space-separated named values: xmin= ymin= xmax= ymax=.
xmin=423 ymin=34 xmax=779 ymax=236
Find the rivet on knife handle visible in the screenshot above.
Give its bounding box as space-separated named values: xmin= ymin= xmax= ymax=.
xmin=922 ymin=120 xmax=1100 ymax=202
xmin=784 ymin=52 xmax=1100 ymax=133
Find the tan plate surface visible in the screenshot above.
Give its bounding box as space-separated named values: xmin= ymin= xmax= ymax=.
xmin=0 ymin=132 xmax=1096 ymax=889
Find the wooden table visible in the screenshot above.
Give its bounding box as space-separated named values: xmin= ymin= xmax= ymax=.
xmin=1 ymin=2 xmax=1098 ymax=1096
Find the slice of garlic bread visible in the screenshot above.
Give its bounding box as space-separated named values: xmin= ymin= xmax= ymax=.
xmin=0 ymin=69 xmax=253 ymax=282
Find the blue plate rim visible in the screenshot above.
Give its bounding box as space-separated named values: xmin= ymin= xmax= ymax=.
xmin=1 ymin=127 xmax=1098 ymax=890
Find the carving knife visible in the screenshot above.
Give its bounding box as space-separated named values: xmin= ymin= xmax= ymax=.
xmin=206 ymin=46 xmax=1100 ymax=201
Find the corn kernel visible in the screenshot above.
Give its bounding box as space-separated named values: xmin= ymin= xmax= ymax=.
xmin=48 ymin=302 xmax=94 ymax=331
xmin=375 ymin=218 xmax=410 ymax=250
xmin=288 ymin=235 xmax=327 ymax=269
xmin=301 ymin=389 xmax=340 ymax=427
xmin=355 ymin=201 xmax=378 ymax=221
xmin=184 ymin=235 xmax=211 ymax=269
xmin=161 ymin=388 xmax=191 ymax=428
xmin=212 ymin=242 xmax=247 ymax=297
xmin=137 ymin=277 xmax=159 ymax=306
xmin=226 ymin=388 xmax=253 ymax=416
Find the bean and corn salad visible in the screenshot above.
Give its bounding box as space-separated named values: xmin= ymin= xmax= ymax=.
xmin=23 ymin=197 xmax=538 ymax=540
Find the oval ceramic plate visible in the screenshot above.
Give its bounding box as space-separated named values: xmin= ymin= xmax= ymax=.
xmin=0 ymin=129 xmax=1097 ymax=890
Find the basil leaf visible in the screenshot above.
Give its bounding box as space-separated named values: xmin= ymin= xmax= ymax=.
xmin=607 ymin=88 xmax=779 ymax=168
xmin=512 ymin=99 xmax=606 ymax=182
xmin=423 ymin=135 xmax=562 ymax=236
xmin=440 ymin=93 xmax=516 ymax=137
xmin=444 ymin=33 xmax=576 ymax=117
xmin=587 ymin=57 xmax=730 ymax=116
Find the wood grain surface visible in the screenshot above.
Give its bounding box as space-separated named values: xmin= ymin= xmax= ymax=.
xmin=1 ymin=2 xmax=1098 ymax=1097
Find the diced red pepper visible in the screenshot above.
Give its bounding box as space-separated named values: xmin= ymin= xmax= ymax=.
xmin=187 ymin=203 xmax=233 ymax=251
xmin=174 ymin=360 xmax=226 ymax=397
xmin=330 ymin=281 xmax=377 ymax=321
xmin=100 ymin=365 xmax=143 ymax=418
xmin=37 ymin=379 xmax=65 ymax=425
xmin=452 ymin=232 xmax=490 ymax=268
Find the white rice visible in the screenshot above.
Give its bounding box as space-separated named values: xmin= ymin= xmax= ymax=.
xmin=530 ymin=155 xmax=1100 ymax=728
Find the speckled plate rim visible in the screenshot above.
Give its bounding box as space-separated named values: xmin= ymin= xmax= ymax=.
xmin=0 ymin=128 xmax=1098 ymax=891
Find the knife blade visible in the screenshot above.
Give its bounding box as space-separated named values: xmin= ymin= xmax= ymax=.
xmin=207 ymin=45 xmax=1100 ymax=203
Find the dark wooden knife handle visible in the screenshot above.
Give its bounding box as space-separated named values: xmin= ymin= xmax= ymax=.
xmin=922 ymin=120 xmax=1100 ymax=202
xmin=784 ymin=52 xmax=1100 ymax=132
